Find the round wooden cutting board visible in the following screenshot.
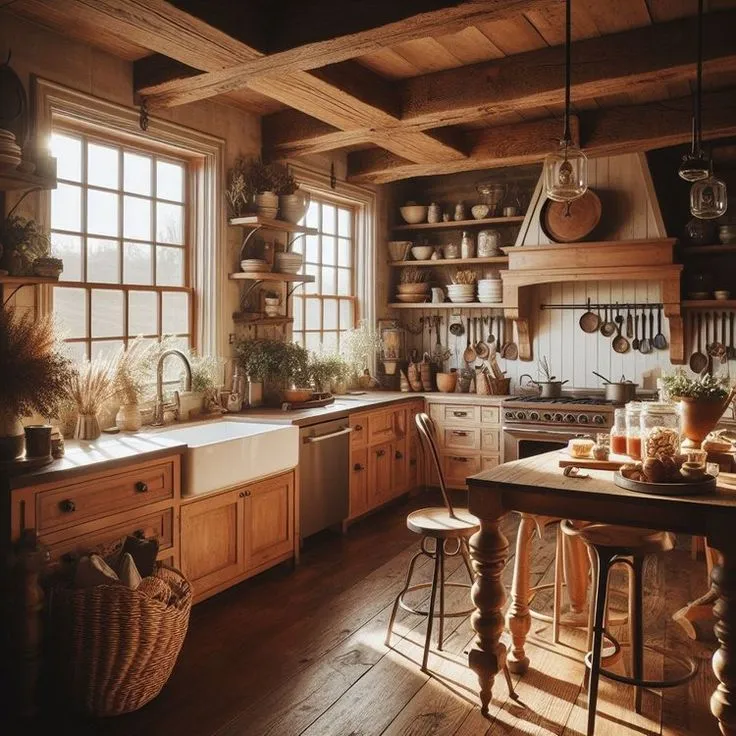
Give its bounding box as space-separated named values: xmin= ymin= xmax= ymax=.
xmin=540 ymin=189 xmax=602 ymax=243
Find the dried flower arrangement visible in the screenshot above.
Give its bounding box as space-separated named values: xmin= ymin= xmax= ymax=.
xmin=451 ymin=269 xmax=478 ymax=285
xmin=270 ymin=162 xmax=299 ymax=196
xmin=343 ymin=320 xmax=383 ymax=374
xmin=67 ymin=352 xmax=120 ymax=417
xmin=0 ymin=306 xmax=72 ymax=419
xmin=399 ymin=266 xmax=429 ymax=284
xmin=114 ymin=337 xmax=154 ymax=405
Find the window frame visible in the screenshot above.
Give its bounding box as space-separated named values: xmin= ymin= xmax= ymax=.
xmin=50 ymin=123 xmax=195 ymax=359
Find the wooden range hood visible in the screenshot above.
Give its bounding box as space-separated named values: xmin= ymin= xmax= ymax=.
xmin=500 ymin=238 xmax=684 ymax=363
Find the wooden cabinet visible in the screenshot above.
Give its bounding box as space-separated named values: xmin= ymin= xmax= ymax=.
xmin=180 ymin=489 xmax=245 ymax=595
xmin=369 ymin=441 xmax=393 ymax=506
xmin=349 ymin=447 xmax=369 ymax=518
xmin=180 ymin=470 xmax=297 ymax=602
xmin=392 ymin=438 xmax=408 ymax=495
xmin=350 ymin=413 xmax=369 ymax=448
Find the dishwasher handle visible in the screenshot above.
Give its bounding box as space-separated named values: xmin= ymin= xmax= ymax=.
xmin=302 ymin=426 xmax=353 ymax=444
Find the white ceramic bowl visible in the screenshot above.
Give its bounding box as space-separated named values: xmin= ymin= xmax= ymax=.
xmin=274 ymin=252 xmax=304 ymax=274
xmin=447 ymin=284 xmax=475 ymax=293
xmin=400 ymin=205 xmax=428 ymax=224
xmin=411 ymin=245 xmax=434 ymax=261
xmin=471 ymin=204 xmax=490 ymax=220
xmin=448 ymin=295 xmax=475 ymax=304
xmin=715 ymin=290 xmax=731 ymax=301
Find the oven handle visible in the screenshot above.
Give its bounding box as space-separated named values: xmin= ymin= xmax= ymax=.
xmin=503 ymin=426 xmax=588 ymax=438
xmin=303 ymin=426 xmax=353 ymax=443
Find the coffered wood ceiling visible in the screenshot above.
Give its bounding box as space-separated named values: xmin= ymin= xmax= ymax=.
xmin=5 ymin=0 xmax=736 ymax=182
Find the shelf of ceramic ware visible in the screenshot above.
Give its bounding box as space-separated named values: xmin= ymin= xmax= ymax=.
xmin=389 ymin=302 xmax=509 ymax=310
xmin=229 ymin=272 xmax=314 ymax=283
xmin=388 ymin=256 xmax=509 ymax=267
xmin=680 ymin=244 xmax=736 ymax=256
xmin=229 ymin=215 xmax=317 ymax=235
xmin=392 ymin=215 xmax=524 ymax=232
xmin=682 ymin=300 xmax=736 ymax=309
xmin=232 ymin=312 xmax=294 ymax=326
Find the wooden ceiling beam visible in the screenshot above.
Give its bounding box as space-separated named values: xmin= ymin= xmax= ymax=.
xmin=136 ymin=0 xmax=550 ymax=107
xmin=348 ymin=90 xmax=736 ymax=183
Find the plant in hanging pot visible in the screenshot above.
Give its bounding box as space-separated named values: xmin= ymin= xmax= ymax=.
xmin=113 ymin=338 xmax=153 ymax=432
xmin=0 ymin=214 xmax=53 ymax=276
xmin=67 ymin=352 xmax=119 ymax=441
xmin=662 ymin=372 xmax=735 ymax=448
xmin=0 ymin=307 xmax=73 ymax=460
xmin=272 ymin=163 xmax=311 ymax=225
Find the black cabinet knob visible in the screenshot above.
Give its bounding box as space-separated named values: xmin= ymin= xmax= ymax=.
xmin=354 ymin=424 xmax=363 ymax=431
xmin=376 ymin=449 xmax=386 ymax=457
xmin=395 ymin=451 xmax=403 ymax=460
xmin=135 ymin=481 xmax=149 ymax=493
xmin=353 ymin=463 xmax=365 ymax=471
xmin=59 ymin=499 xmax=76 ymax=513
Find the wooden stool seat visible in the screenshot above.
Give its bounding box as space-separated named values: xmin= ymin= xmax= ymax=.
xmin=562 ymin=521 xmax=675 ymax=557
xmin=406 ymin=507 xmax=479 ymax=538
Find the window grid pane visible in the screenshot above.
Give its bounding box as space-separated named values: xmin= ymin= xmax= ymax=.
xmin=50 ymin=126 xmax=192 ymax=356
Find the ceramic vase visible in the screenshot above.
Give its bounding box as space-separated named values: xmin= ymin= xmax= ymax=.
xmin=255 ymin=191 xmax=279 ymax=219
xmin=279 ymin=191 xmax=310 ymax=224
xmin=0 ymin=412 xmax=25 ymax=460
xmin=115 ymin=403 xmax=142 ymax=432
xmin=74 ymin=413 xmax=101 ymax=441
xmin=678 ymin=396 xmax=734 ymax=448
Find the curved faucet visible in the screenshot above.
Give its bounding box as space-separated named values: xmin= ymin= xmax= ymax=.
xmin=152 ymin=349 xmax=193 ymax=425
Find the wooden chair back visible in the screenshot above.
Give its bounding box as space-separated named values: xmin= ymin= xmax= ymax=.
xmin=414 ymin=412 xmax=456 ymax=518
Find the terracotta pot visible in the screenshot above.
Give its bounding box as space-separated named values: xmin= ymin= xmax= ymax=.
xmin=678 ymin=395 xmax=733 ymax=448
xmin=0 ymin=412 xmax=25 ymax=460
xmin=115 ymin=403 xmax=142 ymax=432
xmin=436 ymin=372 xmax=458 ymax=393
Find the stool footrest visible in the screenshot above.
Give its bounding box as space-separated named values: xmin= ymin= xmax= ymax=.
xmin=398 ymin=581 xmax=474 ymax=618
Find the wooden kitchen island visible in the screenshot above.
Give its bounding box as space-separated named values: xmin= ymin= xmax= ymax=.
xmin=466 ymin=452 xmax=736 ymax=734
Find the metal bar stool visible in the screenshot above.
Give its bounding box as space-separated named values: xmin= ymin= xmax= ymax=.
xmin=560 ymin=520 xmax=698 ymax=736
xmin=385 ymin=413 xmax=515 ymax=698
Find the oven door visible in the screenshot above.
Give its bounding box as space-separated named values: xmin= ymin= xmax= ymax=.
xmin=504 ymin=426 xmax=586 ymax=462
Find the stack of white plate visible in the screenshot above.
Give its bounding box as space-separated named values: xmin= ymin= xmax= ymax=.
xmin=477 ymin=278 xmax=503 ymax=303
xmin=0 ymin=129 xmax=22 ymax=170
xmin=446 ymin=284 xmax=476 ymax=303
xmin=240 ymin=258 xmax=270 ymax=273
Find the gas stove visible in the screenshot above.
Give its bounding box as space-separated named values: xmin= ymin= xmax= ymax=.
xmin=503 ymin=395 xmax=617 ymax=428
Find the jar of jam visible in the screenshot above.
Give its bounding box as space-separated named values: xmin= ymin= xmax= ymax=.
xmin=625 ymin=401 xmax=643 ymax=459
xmin=640 ymin=401 xmax=681 ymax=460
xmin=609 ymin=407 xmax=627 ymax=456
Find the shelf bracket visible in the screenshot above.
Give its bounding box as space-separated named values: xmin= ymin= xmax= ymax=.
xmin=238 ymin=225 xmax=265 ymax=261
xmin=286 ymin=282 xmax=307 ymax=299
xmin=238 ymin=279 xmax=263 ymax=311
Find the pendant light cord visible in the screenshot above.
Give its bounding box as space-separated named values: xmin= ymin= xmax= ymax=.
xmin=695 ymin=0 xmax=703 ymax=152
xmin=563 ymin=0 xmax=572 ymax=145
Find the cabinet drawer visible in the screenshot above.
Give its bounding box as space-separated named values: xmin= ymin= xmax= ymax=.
xmin=442 ymin=427 xmax=480 ymax=451
xmin=481 ymin=429 xmax=500 ymax=453
xmin=442 ymin=453 xmax=481 ymax=488
xmin=440 ymin=404 xmax=480 ymax=425
xmin=369 ymin=410 xmax=395 ymax=443
xmin=481 ymin=455 xmax=501 ymax=472
xmin=350 ymin=414 xmax=369 ymax=448
xmin=37 ymin=459 xmax=176 ymax=534
xmin=44 ymin=507 xmax=174 ymax=564
xmin=481 ymin=406 xmax=501 ymax=425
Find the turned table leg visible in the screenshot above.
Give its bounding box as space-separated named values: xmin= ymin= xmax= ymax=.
xmin=710 ymin=542 xmax=736 ymax=735
xmin=468 ymin=516 xmax=510 ymax=715
xmin=563 ymin=531 xmax=590 ymax=616
xmin=506 ymin=513 xmax=535 ymax=674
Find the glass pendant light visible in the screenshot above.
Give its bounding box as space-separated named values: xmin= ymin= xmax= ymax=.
xmin=687 ymin=0 xmax=727 ymax=218
xmin=543 ymin=0 xmax=587 ymax=202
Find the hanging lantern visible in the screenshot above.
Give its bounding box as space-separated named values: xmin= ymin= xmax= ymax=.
xmin=691 ymin=173 xmax=728 ymax=220
xmin=678 ymin=118 xmax=709 ymax=182
xmin=543 ymin=0 xmax=587 ymax=202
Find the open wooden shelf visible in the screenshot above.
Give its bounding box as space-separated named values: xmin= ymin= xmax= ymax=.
xmin=682 ymin=299 xmax=736 ymax=308
xmin=0 ymin=168 xmax=56 ymax=193
xmin=389 ymin=256 xmax=509 ymax=267
xmin=389 ymin=302 xmax=507 ymax=310
xmin=0 ymin=275 xmax=60 ymax=286
xmin=229 ymin=215 xmax=317 ymax=235
xmin=228 ymin=272 xmax=315 ymax=283
xmin=232 ymin=313 xmax=293 ymax=325
xmin=680 ymin=244 xmax=736 ymax=256
xmin=391 ymin=215 xmax=524 ymax=232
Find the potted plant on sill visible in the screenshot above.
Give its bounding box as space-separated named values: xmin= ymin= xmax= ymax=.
xmin=0 ymin=307 xmax=72 ymax=460
xmin=113 ymin=337 xmax=152 ymax=432
xmin=0 ymin=213 xmax=61 ymax=277
xmin=662 ymin=372 xmax=736 ymax=447
xmin=271 ymin=163 xmax=310 ymax=225
xmin=67 ymin=351 xmax=119 ymax=441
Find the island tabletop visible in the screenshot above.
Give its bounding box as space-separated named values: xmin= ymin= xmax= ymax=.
xmin=465 ymin=450 xmax=736 ymax=734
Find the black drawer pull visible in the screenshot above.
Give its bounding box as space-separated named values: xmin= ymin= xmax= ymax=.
xmin=239 ymin=490 xmax=251 ymax=498
xmin=452 ymin=430 xmax=469 ymax=437
xmin=452 ymin=411 xmax=468 ymax=418
xmin=376 ymin=449 xmax=386 ymax=457
xmin=354 ymin=424 xmax=363 ymax=431
xmin=451 ymin=456 xmax=469 ymax=463
xmin=135 ymin=481 xmax=149 ymax=493
xmin=395 ymin=451 xmax=403 ymax=460
xmin=59 ymin=499 xmax=76 ymax=513
xmin=353 ymin=463 xmax=365 ymax=471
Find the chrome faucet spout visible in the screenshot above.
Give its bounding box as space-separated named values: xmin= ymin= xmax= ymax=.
xmin=152 ymin=349 xmax=193 ymax=425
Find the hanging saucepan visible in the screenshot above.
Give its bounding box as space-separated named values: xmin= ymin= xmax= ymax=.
xmin=519 ymin=374 xmax=568 ymax=398
xmin=579 ymin=298 xmax=600 ymax=333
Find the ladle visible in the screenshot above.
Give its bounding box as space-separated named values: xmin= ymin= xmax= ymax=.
xmin=652 ymin=305 xmax=668 ymax=349
xmin=690 ymin=312 xmax=708 ymax=373
xmin=463 ymin=317 xmax=476 ymax=364
xmin=639 ymin=307 xmax=652 ymax=354
xmin=600 ymin=305 xmax=616 ymax=337
xmin=632 ymin=311 xmax=640 ymax=351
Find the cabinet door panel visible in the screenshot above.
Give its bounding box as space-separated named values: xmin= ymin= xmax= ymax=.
xmin=350 ymin=413 xmax=369 ymax=449
xmin=481 ymin=454 xmax=501 ymax=472
xmin=481 ymin=429 xmax=500 ymax=453
xmin=181 ymin=491 xmax=244 ymax=595
xmin=369 ymin=442 xmax=392 ymax=507
xmin=481 ymin=406 xmax=501 ymax=425
xmin=350 ymin=447 xmax=369 ymax=518
xmin=391 ymin=438 xmax=408 ymax=497
xmin=442 ymin=454 xmax=481 ymax=489
xmin=443 ymin=427 xmax=481 ymax=451
xmin=369 ymin=411 xmax=395 ymax=444
xmin=246 ymin=473 xmax=294 ymax=571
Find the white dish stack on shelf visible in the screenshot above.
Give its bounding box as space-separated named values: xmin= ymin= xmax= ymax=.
xmin=0 ymin=129 xmax=22 ymax=171
xmin=446 ymin=284 xmax=476 ymax=303
xmin=477 ymin=278 xmax=503 ymax=303
xmin=241 ymin=258 xmax=270 ymax=273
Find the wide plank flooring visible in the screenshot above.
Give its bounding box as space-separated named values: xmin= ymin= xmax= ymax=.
xmin=32 ymin=491 xmax=718 ymax=736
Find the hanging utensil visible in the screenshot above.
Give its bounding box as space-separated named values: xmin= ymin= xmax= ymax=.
xmin=488 ymin=315 xmax=496 ymax=346
xmin=463 ymin=317 xmax=476 ymax=364
xmin=690 ymin=312 xmax=708 ymax=373
xmin=625 ymin=306 xmax=633 ymax=339
xmin=652 ymin=304 xmax=668 ymax=349
xmin=648 ymin=306 xmax=655 ymax=348
xmin=600 ymin=305 xmax=616 ymax=337
xmin=579 ymin=297 xmax=600 ymax=333
xmin=639 ymin=306 xmax=652 ymax=354
xmin=475 ymin=317 xmax=485 ymax=354
xmin=729 ymin=311 xmax=736 ymax=360
xmin=721 ymin=312 xmax=730 ymax=364
xmin=707 ymin=311 xmax=726 ymax=362
xmin=502 ymin=319 xmax=519 ymax=360
xmin=632 ymin=310 xmax=640 ymax=351
xmin=476 ymin=316 xmax=490 ymax=359
xmin=612 ymin=306 xmax=630 ymax=354
xmin=449 ymin=317 xmax=464 ymax=337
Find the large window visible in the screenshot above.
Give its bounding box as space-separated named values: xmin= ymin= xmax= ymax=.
xmin=49 ymin=128 xmax=192 ymax=361
xmin=292 ymin=194 xmax=356 ymax=353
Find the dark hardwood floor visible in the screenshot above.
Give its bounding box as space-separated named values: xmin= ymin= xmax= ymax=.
xmin=28 ymin=491 xmax=718 ymax=736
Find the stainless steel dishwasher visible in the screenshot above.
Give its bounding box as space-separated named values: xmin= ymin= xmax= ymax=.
xmin=299 ymin=416 xmax=351 ymax=539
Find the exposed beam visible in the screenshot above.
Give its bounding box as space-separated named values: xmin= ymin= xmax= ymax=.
xmin=348 ymin=90 xmax=736 ymax=182
xmin=137 ymin=0 xmax=550 ymax=106
xmin=264 ymin=10 xmax=736 ymax=158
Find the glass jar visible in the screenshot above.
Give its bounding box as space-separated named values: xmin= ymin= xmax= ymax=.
xmin=640 ymin=401 xmax=681 ymax=460
xmin=610 ymin=407 xmax=627 ymax=456
xmin=477 ymin=229 xmax=502 ymax=257
xmin=460 ymin=231 xmax=475 ymax=259
xmin=444 ymin=242 xmax=460 ymax=259
xmin=625 ymin=401 xmax=643 ymax=459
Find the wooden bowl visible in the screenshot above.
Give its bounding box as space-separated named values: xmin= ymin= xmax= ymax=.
xmin=436 ymin=372 xmax=458 ymax=393
xmin=282 ymin=388 xmax=313 ymax=403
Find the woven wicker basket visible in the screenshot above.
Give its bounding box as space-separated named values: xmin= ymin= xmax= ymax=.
xmin=488 ymin=377 xmax=512 ymax=396
xmin=50 ymin=566 xmax=192 ymax=716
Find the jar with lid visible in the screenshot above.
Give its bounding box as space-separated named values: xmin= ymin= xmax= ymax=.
xmin=460 ymin=231 xmax=475 ymax=259
xmin=444 ymin=241 xmax=460 ymax=259
xmin=477 ymin=229 xmax=502 ymax=257
xmin=640 ymin=401 xmax=681 ymax=461
xmin=609 ymin=408 xmax=627 ymax=456
xmin=428 ymin=202 xmax=442 ymax=223
xmin=625 ymin=401 xmax=643 ymax=459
